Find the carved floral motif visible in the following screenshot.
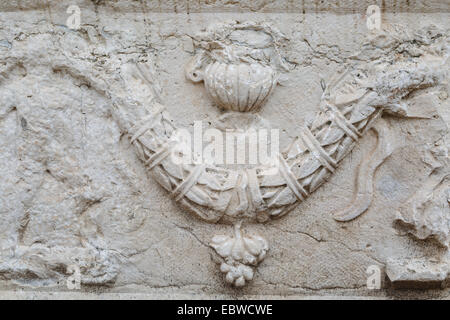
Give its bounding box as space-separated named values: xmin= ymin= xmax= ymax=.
xmin=96 ymin=23 xmax=448 ymax=287
xmin=211 ymin=222 xmax=268 ymax=286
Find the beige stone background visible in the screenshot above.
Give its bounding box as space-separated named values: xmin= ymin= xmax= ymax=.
xmin=0 ymin=0 xmax=448 ymax=299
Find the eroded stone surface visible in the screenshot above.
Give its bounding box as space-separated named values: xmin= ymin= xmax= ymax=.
xmin=0 ymin=0 xmax=449 ymax=298
xmin=387 ymin=258 xmax=450 ymax=289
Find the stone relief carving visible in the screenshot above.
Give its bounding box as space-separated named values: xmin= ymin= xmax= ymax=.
xmin=0 ymin=244 xmax=119 ymax=286
xmin=389 ymin=136 xmax=449 ymax=288
xmin=211 ymin=222 xmax=268 ymax=287
xmin=185 ymin=21 xmax=290 ymax=112
xmin=395 ymin=138 xmax=449 ymax=250
xmin=106 ymin=22 xmax=448 ymax=286
xmin=0 ymin=15 xmax=447 ymax=290
xmin=333 ymin=118 xmax=396 ymax=222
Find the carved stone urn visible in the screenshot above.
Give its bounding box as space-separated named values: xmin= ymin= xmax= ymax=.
xmin=119 ymin=23 xmax=447 ymax=288
xmin=185 ymin=21 xmax=290 ymax=112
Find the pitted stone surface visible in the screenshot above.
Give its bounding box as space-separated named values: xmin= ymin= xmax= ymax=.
xmin=0 ymin=0 xmax=448 ymax=298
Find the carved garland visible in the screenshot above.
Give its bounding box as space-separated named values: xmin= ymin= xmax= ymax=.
xmin=109 ymin=21 xmax=447 ymax=287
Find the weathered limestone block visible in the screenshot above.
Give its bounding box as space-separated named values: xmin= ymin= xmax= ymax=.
xmin=386 ymin=258 xmax=450 ymax=289
xmin=395 ymin=138 xmax=449 ymax=250
xmin=0 ymin=0 xmax=448 ymax=298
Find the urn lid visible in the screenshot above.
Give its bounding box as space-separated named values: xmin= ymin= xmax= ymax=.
xmin=192 ymin=20 xmax=291 ymax=70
